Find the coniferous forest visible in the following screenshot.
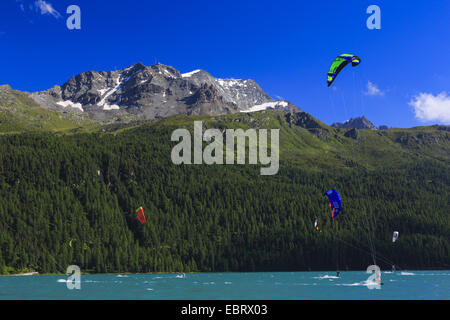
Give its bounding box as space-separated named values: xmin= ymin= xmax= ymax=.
xmin=0 ymin=113 xmax=449 ymax=274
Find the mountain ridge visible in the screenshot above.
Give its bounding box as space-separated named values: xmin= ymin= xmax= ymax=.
xmin=27 ymin=62 xmax=300 ymax=122
xmin=332 ymin=116 xmax=378 ymax=130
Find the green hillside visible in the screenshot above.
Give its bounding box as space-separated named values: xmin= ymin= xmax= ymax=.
xmin=0 ymin=110 xmax=448 ymax=275
xmin=0 ymin=85 xmax=97 ymax=133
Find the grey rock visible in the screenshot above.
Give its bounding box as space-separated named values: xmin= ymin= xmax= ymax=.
xmin=332 ymin=116 xmax=377 ymax=130
xmin=396 ymin=133 xmax=449 ymax=146
xmin=285 ymin=112 xmax=322 ymax=129
xmin=344 ymin=128 xmax=359 ymax=139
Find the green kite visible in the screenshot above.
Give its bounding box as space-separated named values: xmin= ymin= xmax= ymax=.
xmin=327 ymin=54 xmax=361 ymax=87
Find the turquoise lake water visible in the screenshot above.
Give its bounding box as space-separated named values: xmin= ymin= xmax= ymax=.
xmin=0 ymin=270 xmax=448 ymax=300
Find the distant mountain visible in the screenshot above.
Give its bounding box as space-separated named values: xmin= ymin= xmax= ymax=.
xmin=331 ymin=116 xmax=377 ymax=130
xmin=28 ymin=62 xmax=300 ymax=122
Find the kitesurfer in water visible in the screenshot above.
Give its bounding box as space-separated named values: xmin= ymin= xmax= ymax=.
xmin=376 ymin=276 xmax=384 ymax=285
xmin=314 ymin=219 xmax=322 ymax=233
xmin=67 ymin=270 xmax=75 ymax=281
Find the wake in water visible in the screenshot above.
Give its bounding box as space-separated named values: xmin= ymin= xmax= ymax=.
xmin=337 ymin=280 xmax=381 ymax=287
xmin=314 ymin=275 xmax=340 ymax=280
xmin=2 ymin=271 xmax=448 ymax=299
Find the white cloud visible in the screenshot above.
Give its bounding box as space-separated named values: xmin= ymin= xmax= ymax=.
xmin=409 ymin=92 xmax=450 ymax=124
xmin=365 ymin=81 xmax=384 ymax=96
xmin=34 ymin=0 xmax=61 ymax=19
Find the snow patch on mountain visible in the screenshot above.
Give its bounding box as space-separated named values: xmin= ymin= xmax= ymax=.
xmin=102 ymin=104 xmax=120 ymax=110
xmin=241 ymin=101 xmax=289 ymax=113
xmin=57 ymin=100 xmax=84 ymax=112
xmin=217 ymin=79 xmax=245 ymax=88
xmin=98 ymin=74 xmax=122 ymax=109
xmin=182 ymin=70 xmax=202 ymax=78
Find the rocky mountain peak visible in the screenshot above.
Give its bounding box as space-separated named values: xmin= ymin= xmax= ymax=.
xmin=28 ymin=62 xmax=301 ymax=122
xmin=332 ymin=116 xmax=377 ymax=130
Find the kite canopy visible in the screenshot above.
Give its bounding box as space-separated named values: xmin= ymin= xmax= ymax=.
xmin=323 ymin=189 xmax=342 ymax=218
xmin=392 ymin=231 xmax=399 ymax=243
xmin=136 ymin=207 xmax=147 ymax=224
xmin=327 ymin=54 xmax=361 ymax=87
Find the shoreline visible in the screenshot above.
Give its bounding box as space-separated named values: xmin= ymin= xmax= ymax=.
xmin=6 ymin=272 xmax=40 ymax=276
xmin=2 ymin=269 xmax=449 ymax=277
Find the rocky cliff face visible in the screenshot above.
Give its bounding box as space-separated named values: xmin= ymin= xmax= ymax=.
xmin=331 ymin=116 xmax=377 ymax=130
xmin=29 ymin=63 xmax=300 ymax=122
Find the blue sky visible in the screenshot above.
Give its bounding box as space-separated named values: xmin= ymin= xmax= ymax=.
xmin=1 ymin=0 xmax=449 ymax=127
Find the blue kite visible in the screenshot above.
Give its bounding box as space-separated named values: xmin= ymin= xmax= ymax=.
xmin=323 ymin=189 xmax=342 ymax=218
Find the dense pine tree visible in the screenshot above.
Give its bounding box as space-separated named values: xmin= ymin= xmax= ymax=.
xmin=0 ymin=122 xmax=449 ymax=274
